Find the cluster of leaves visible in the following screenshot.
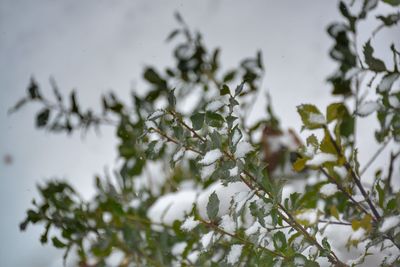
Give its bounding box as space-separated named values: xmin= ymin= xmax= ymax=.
xmin=15 ymin=1 xmax=400 ymax=267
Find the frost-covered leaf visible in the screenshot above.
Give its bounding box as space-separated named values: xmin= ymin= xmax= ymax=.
xmin=320 ymin=183 xmax=338 ymax=197
xmin=377 ymin=73 xmax=400 ymax=93
xmin=356 ymin=101 xmax=380 ymax=117
xmin=297 ymin=104 xmax=326 ymax=129
xmin=199 ymin=149 xmax=222 ymax=165
xmin=234 ymin=141 xmax=253 ymax=158
xmin=226 ymin=244 xmax=243 ymax=265
xmin=181 ymin=216 xmax=199 ymax=231
xmin=273 ymin=231 xmax=287 ymax=251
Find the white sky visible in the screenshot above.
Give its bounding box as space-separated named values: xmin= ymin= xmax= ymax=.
xmin=0 ymin=0 xmax=398 ymax=266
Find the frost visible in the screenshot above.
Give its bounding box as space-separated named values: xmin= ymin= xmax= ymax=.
xmin=148 ymin=110 xmax=165 ymax=120
xmin=307 ymin=153 xmax=337 ymax=166
xmin=294 ymin=256 xmax=306 ymax=265
xmin=181 ymin=216 xmax=200 ymax=231
xmin=296 ymin=209 xmax=318 ymax=224
xmin=350 ymin=228 xmax=366 ymax=241
xmin=201 ymin=231 xmax=214 ymax=249
xmin=320 ymin=183 xmax=338 ymax=197
xmin=219 ymin=214 xmax=236 ymax=234
xmin=206 ymin=100 xmax=225 ymax=112
xmin=226 ymin=244 xmax=243 ymax=265
xmin=229 ymin=166 xmax=238 ymax=177
xmin=235 ymin=141 xmax=253 ymax=158
xmin=199 ymin=149 xmax=222 ymax=165
xmin=201 ymin=164 xmax=216 ymax=180
xmin=171 ymin=242 xmax=187 ymax=256
xmin=389 ymin=95 xmax=400 ymax=108
xmin=357 ymin=101 xmax=380 ymax=117
xmin=309 ymin=113 xmax=326 ymax=124
xmin=379 ymin=215 xmax=400 ymax=233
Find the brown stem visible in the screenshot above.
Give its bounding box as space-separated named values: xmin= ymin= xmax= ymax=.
xmin=324 ymin=126 xmax=381 ymax=220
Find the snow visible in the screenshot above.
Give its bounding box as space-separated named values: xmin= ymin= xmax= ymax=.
xmin=197 ymin=181 xmax=250 ymax=220
xmin=389 ymin=95 xmax=400 ymax=108
xmin=350 ymin=228 xmax=366 ymax=241
xmin=187 ymin=250 xmax=200 ymax=263
xmin=296 ymin=209 xmax=318 ymax=224
xmin=206 ymin=100 xmax=225 ymax=112
xmin=181 ymin=216 xmax=200 ymax=231
xmin=245 ymin=221 xmax=266 ymax=236
xmin=307 ymin=152 xmax=337 ymax=166
xmin=229 ymin=166 xmax=238 ymax=177
xmin=201 ymin=231 xmax=214 ymax=249
xmin=226 ymin=244 xmax=243 ymax=265
xmin=309 ymin=113 xmax=326 ymax=124
xmin=320 ymin=183 xmax=338 ymax=197
xmin=235 ymin=141 xmax=253 ymax=158
xmin=153 ymin=140 xmax=163 ymax=154
xmin=171 ymin=242 xmax=187 ymax=256
xmin=232 ymin=128 xmax=242 ymax=146
xmin=173 ymin=147 xmax=185 ymax=162
xmin=147 ymin=190 xmax=197 ymax=226
xmin=199 ymin=149 xmax=223 ymax=165
xmin=379 ymin=215 xmax=400 ymax=233
xmin=219 ymin=214 xmax=236 ymax=234
xmin=201 ymin=163 xmax=216 ymax=180
xmin=377 ymin=73 xmax=399 ymax=92
xmin=334 ymin=166 xmax=347 ymax=178
xmin=357 ymin=101 xmax=380 ymax=117
xmin=148 ymin=110 xmax=165 ymax=120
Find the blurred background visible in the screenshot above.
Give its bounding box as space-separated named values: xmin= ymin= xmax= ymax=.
xmin=0 ymin=0 xmax=398 ymax=266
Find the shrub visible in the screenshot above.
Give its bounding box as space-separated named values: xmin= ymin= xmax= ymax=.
xmin=15 ymin=1 xmax=400 ymax=266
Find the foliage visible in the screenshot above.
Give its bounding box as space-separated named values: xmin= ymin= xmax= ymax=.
xmin=13 ymin=1 xmax=400 ymax=266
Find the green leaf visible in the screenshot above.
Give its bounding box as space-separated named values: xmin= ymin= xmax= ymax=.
xmin=36 ymin=108 xmax=50 ymax=128
xmin=52 ymin=237 xmax=66 ymax=248
xmin=293 ymin=157 xmax=307 ymax=172
xmin=207 ymin=191 xmax=220 ymax=221
xmin=382 ymin=0 xmax=400 ymax=6
xmin=377 ymin=12 xmax=400 ymax=26
xmin=297 ymin=104 xmax=326 ymax=130
xmin=220 ymin=84 xmax=231 ymax=96
xmin=205 ymin=112 xmax=224 ymax=128
xmin=273 ymin=231 xmax=287 ymax=251
xmin=363 ymin=40 xmax=387 ymax=72
xmin=190 ymin=112 xmax=205 ymax=130
xmin=326 ymin=102 xmax=347 ymax=123
xmin=234 ymin=82 xmax=245 ymax=96
xmin=320 ymin=129 xmax=337 ymax=155
xmin=168 ymin=89 xmax=176 ymax=108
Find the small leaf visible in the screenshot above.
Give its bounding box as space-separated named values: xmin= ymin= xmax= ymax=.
xmin=293 ymin=157 xmax=307 ymax=172
xmin=52 ymin=237 xmax=66 ymax=248
xmin=36 ymin=108 xmax=50 ymax=128
xmin=190 ymin=112 xmax=205 ymax=130
xmin=234 ymin=82 xmax=245 ymax=96
xmin=273 ymin=231 xmax=287 ymax=251
xmin=207 ymin=191 xmax=220 ymax=221
xmin=168 ymin=89 xmax=176 ymax=108
xmin=220 ymin=84 xmax=231 ymax=96
xmin=297 ymin=104 xmax=326 ymax=130
xmin=363 ymin=40 xmax=387 ymax=72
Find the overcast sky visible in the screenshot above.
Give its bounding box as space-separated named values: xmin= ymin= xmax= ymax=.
xmin=0 ymin=0 xmax=398 ymax=266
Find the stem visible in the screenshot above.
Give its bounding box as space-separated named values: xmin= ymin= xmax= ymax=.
xmin=324 ymin=126 xmax=381 ymax=220
xmin=387 ymin=150 xmax=400 ymax=194
xmin=319 ymin=167 xmax=373 ymax=219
